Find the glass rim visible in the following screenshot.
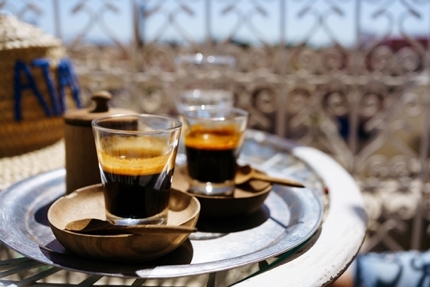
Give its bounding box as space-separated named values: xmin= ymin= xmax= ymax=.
xmin=181 ymin=106 xmax=248 ymax=120
xmin=91 ymin=113 xmax=182 ymax=135
xmin=175 ymin=53 xmax=236 ymax=67
xmin=179 ymin=89 xmax=234 ymax=97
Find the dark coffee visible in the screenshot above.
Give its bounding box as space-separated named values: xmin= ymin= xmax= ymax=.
xmin=186 ymin=147 xmax=236 ymax=182
xmin=98 ymin=143 xmax=175 ymax=220
xmin=185 ymin=126 xmax=243 ymax=183
xmin=101 ymin=169 xmax=173 ymax=219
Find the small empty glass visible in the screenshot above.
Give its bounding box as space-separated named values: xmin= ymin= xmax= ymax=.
xmin=176 ymin=89 xmax=234 ymax=114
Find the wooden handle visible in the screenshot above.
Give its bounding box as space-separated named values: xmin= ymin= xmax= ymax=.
xmin=252 ymin=173 xmax=305 ymax=188
xmin=90 ymin=91 xmax=112 ymax=113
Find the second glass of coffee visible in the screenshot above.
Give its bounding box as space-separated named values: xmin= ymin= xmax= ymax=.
xmin=181 ymin=107 xmax=248 ymax=196
xmin=92 ymin=114 xmax=182 ymax=225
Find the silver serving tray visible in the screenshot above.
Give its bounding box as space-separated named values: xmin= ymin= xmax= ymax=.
xmin=0 ymin=132 xmax=324 ymax=279
xmin=0 ymin=168 xmax=322 ymax=279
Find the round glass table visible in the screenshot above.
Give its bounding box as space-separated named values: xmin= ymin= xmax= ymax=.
xmin=0 ymin=130 xmax=366 ymax=286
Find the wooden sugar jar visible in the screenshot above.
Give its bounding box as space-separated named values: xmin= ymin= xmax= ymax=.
xmin=64 ymin=91 xmax=135 ymax=194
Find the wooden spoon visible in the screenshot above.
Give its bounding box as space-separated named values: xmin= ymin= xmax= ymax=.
xmin=235 ymin=165 xmax=305 ymax=188
xmin=65 ymin=218 xmax=196 ymax=235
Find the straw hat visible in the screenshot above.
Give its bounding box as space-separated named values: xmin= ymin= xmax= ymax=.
xmin=0 ymin=14 xmax=81 ymax=157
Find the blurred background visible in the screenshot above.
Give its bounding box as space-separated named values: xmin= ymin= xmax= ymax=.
xmin=2 ymin=0 xmax=430 ymax=264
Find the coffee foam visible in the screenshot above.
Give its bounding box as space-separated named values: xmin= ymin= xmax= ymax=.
xmin=184 ymin=125 xmax=243 ymax=150
xmin=97 ymin=136 xmax=175 ymax=176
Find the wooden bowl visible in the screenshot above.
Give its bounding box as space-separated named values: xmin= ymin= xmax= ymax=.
xmin=172 ymin=166 xmax=272 ymax=217
xmin=48 ymin=184 xmax=200 ymax=262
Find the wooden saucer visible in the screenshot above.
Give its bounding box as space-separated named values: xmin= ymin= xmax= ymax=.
xmin=48 ymin=184 xmax=200 ymax=262
xmin=172 ymin=166 xmax=272 ymax=217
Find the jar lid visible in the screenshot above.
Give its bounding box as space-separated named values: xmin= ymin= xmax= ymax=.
xmin=64 ymin=91 xmax=136 ymax=126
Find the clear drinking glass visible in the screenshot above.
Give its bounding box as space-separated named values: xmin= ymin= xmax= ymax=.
xmin=92 ymin=114 xmax=182 ymax=225
xmin=176 ymin=89 xmax=234 ymax=114
xmin=180 ymin=106 xmax=248 ymax=196
xmin=174 ymin=54 xmax=237 ymax=159
xmin=174 ymin=53 xmax=236 ymax=113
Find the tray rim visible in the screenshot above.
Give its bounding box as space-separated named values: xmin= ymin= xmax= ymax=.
xmin=0 ymin=167 xmax=323 ymax=279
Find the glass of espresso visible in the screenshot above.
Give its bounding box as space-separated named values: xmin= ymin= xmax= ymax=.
xmin=91 ymin=114 xmax=182 ymax=226
xmin=180 ymin=107 xmax=248 ymax=196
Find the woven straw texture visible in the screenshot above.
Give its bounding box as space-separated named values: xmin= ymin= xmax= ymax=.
xmin=0 ymin=15 xmax=72 ymax=157
xmin=0 ymin=140 xmax=64 ymax=190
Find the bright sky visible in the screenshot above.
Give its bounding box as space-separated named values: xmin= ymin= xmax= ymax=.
xmin=2 ymin=0 xmax=429 ymax=48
